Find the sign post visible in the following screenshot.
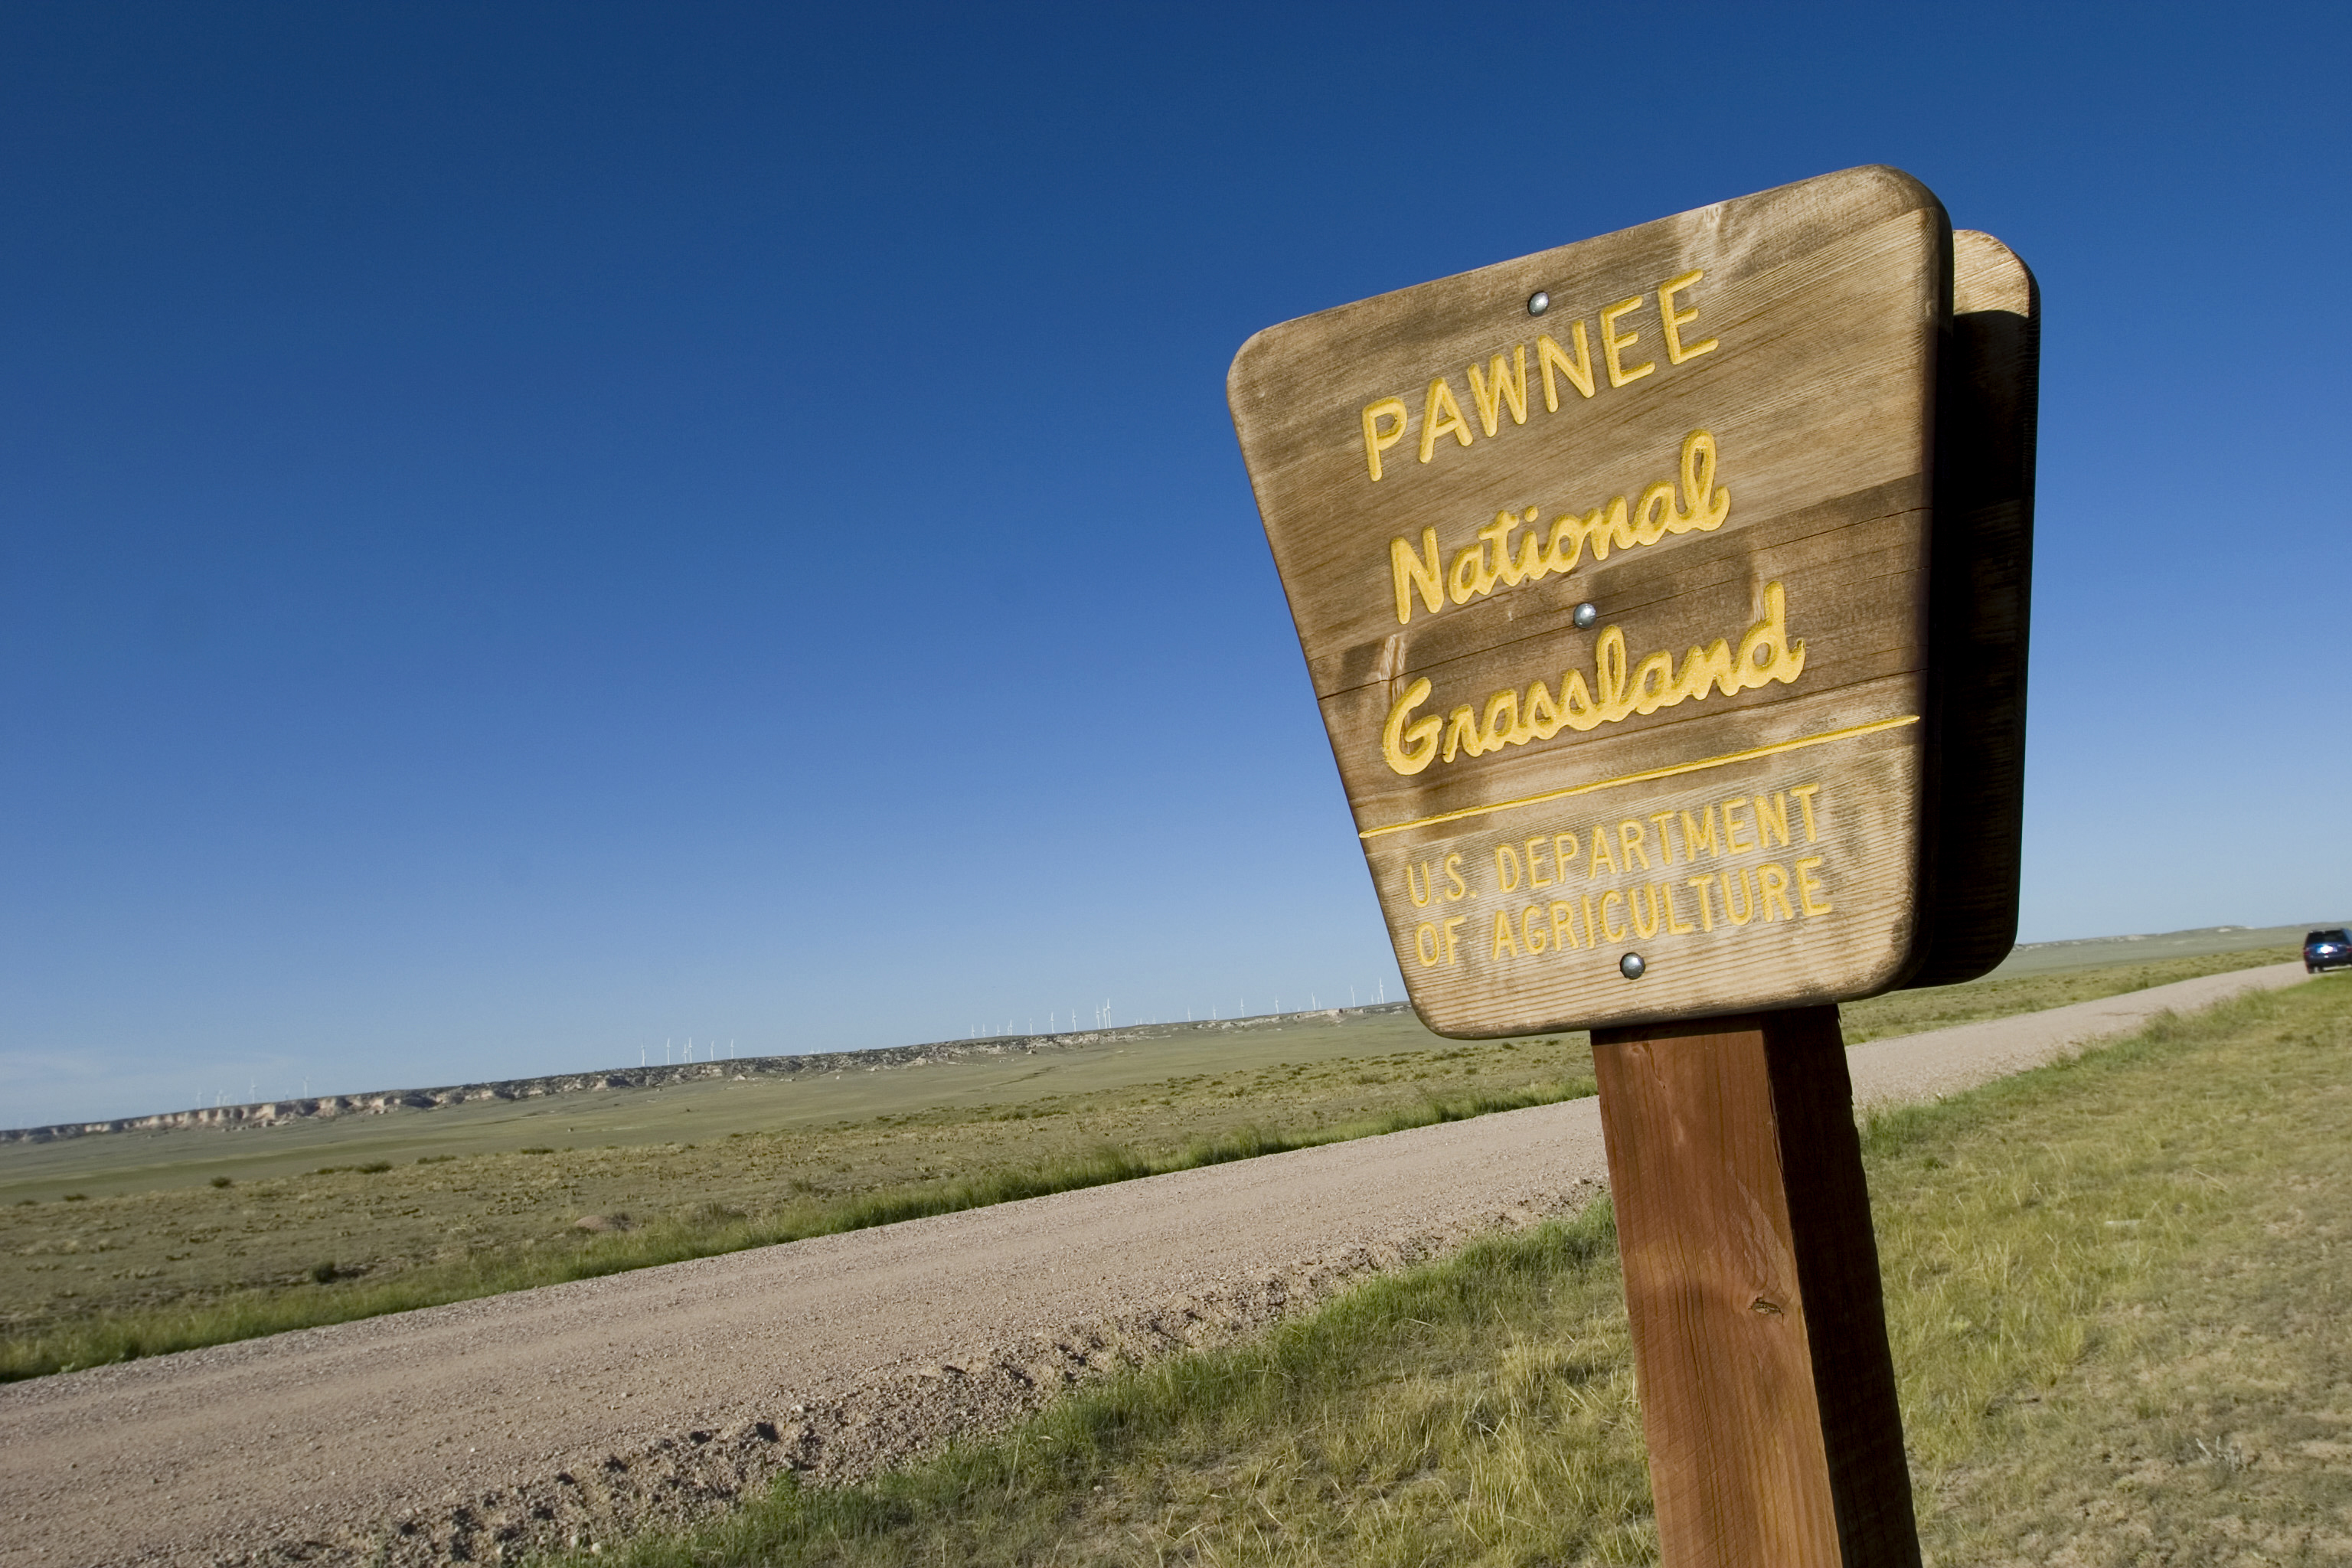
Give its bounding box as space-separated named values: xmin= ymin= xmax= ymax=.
xmin=1227 ymin=168 xmax=2037 ymax=1566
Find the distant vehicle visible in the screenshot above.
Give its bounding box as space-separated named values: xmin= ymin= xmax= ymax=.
xmin=2307 ymin=929 xmax=2352 ymax=974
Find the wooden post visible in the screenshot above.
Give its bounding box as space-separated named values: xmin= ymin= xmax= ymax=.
xmin=1591 ymin=1005 xmax=1919 ymax=1567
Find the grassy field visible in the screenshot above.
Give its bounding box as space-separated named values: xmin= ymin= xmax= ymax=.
xmin=530 ymin=970 xmax=2352 ymax=1567
xmin=1973 ymin=920 xmax=2321 ymax=978
xmin=0 ymin=943 xmax=2294 ymax=1382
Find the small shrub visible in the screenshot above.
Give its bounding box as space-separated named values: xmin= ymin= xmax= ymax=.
xmin=62 ymin=1194 xmax=86 ymax=1202
xmin=518 ymin=1147 xmax=555 ymax=1155
xmin=309 ymin=1261 xmax=338 ymax=1284
xmin=209 ymin=1177 xmax=233 ymax=1188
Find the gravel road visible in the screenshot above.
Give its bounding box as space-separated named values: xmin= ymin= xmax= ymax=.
xmin=0 ymin=964 xmax=2311 ymax=1566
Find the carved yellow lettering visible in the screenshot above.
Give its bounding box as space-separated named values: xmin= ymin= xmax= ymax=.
xmin=1406 ymin=861 xmax=1433 ymax=908
xmin=1542 ymin=508 xmax=1596 ymax=574
xmin=1599 ymin=295 xmax=1655 ymax=387
xmin=1680 ymin=429 xmax=1730 ymax=534
xmin=1657 ymin=270 xmax=1718 ymax=365
xmin=1630 ymin=884 xmax=1662 ymax=939
xmin=1664 ymin=882 xmax=1696 ymax=936
xmin=1583 ymin=893 xmax=1599 ymax=945
xmin=1588 ymin=830 xmax=1618 ymax=877
xmin=1758 ymin=862 xmax=1796 ymax=922
xmin=1443 ymin=853 xmax=1467 ymax=901
xmin=1441 ymin=705 xmax=1479 ymax=762
xmin=1600 ymin=888 xmax=1628 ymax=942
xmin=1680 ymin=806 xmax=1719 ymax=862
xmin=1391 ymin=528 xmax=1444 ymax=623
xmin=1537 ymin=325 xmax=1595 ymax=408
xmin=1359 ymin=278 xmax=1707 ymax=483
xmin=1386 ymin=430 xmax=1727 ymax=624
xmin=1521 ymin=904 xmax=1548 ymax=955
xmin=1447 ymin=542 xmax=1485 ymax=605
xmin=1756 ymin=792 xmax=1791 ymax=850
xmin=1380 ymin=678 xmax=1440 ymax=776
xmin=1649 ymin=811 xmax=1677 ymax=863
xmin=1491 ymin=908 xmax=1520 ymax=959
xmin=1524 ymin=837 xmax=1553 ymax=887
xmin=1467 ymin=346 xmax=1530 ymax=436
xmin=1732 ymin=580 xmax=1805 ymax=688
xmin=1382 ymin=574 xmax=1804 ymax=773
xmin=1524 ymin=678 xmax=1558 ymax=736
xmin=1581 ymin=498 xmax=1635 ymax=565
xmin=1790 ymin=783 xmax=1822 ymax=842
xmin=1504 ymin=506 xmax=1544 ymax=582
xmin=1723 ymin=797 xmax=1756 ymax=853
xmin=1494 ymin=843 xmax=1523 ymax=893
xmin=1479 ymin=690 xmax=1521 ymax=753
xmin=1478 ymin=513 xmax=1521 ymax=586
xmin=1617 ymin=819 xmax=1651 ymax=872
xmin=1415 ymin=922 xmax=1442 ymax=966
xmin=1632 ymin=481 xmax=1678 ymax=546
xmin=1686 ymin=873 xmax=1719 ymax=932
xmin=1418 ymin=376 xmax=1473 ymax=463
xmin=1722 ymin=867 xmax=1756 ymax=926
xmin=1363 ymin=397 xmax=1410 ymax=482
xmin=1797 ymin=857 xmax=1832 ymax=916
xmin=1550 ymin=900 xmax=1580 ymax=951
xmin=1442 ymin=914 xmax=1468 ymax=962
xmin=1553 ymin=831 xmax=1579 ymax=882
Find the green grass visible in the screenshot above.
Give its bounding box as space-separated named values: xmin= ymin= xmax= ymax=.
xmin=526 ymin=972 xmax=2352 ymax=1567
xmin=1835 ymin=943 xmax=2292 ymax=1042
xmin=0 ymin=1085 xmax=1579 ymax=1382
xmin=553 ymin=1204 xmax=1655 ymax=1568
xmin=0 ymin=946 xmax=2293 ymax=1386
xmin=1877 ymin=976 xmax=2352 ymax=1560
xmin=0 ymin=1010 xmax=1526 ymax=1204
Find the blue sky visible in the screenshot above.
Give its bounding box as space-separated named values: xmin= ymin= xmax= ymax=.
xmin=3 ymin=2 xmax=2345 ymax=1126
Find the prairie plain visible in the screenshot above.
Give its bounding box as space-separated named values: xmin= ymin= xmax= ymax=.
xmin=0 ymin=931 xmax=2303 ymax=1379
xmin=528 ymin=966 xmax=2352 ymax=1568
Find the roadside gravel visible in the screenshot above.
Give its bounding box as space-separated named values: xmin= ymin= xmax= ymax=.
xmin=0 ymin=962 xmax=2310 ymax=1567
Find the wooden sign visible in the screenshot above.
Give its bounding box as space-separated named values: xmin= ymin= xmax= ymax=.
xmin=1228 ymin=166 xmax=2031 ymax=1037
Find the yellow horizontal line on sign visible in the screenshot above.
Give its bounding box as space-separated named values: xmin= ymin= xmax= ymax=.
xmin=1357 ymin=714 xmax=1922 ymax=840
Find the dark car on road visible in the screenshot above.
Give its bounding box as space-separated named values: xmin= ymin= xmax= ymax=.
xmin=2307 ymin=929 xmax=2352 ymax=973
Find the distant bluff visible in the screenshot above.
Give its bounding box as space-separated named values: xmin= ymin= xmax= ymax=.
xmin=0 ymin=1005 xmax=1409 ymax=1145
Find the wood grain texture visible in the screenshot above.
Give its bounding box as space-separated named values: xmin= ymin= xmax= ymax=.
xmin=1230 ymin=167 xmax=1952 ymax=1036
xmin=1905 ymin=230 xmax=2040 ymax=988
xmin=1592 ymin=1008 xmax=1918 ymax=1567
